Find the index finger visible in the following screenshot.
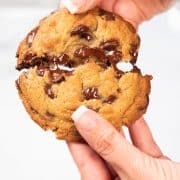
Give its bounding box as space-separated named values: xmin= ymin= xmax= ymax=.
xmin=128 ymin=117 xmax=164 ymax=158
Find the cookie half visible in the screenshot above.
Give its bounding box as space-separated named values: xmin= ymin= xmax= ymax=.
xmin=16 ymin=8 xmax=152 ymax=141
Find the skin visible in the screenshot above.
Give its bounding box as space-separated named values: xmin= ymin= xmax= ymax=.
xmin=62 ymin=0 xmax=180 ymax=179
xmin=69 ymin=107 xmax=180 ymax=180
xmin=62 ymin=0 xmax=174 ymax=27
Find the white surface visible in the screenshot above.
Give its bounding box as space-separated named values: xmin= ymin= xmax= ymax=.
xmin=0 ymin=6 xmax=180 ymax=180
xmin=0 ymin=0 xmax=59 ymax=7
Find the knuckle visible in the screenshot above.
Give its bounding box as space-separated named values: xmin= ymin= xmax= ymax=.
xmin=94 ymin=129 xmax=116 ymax=157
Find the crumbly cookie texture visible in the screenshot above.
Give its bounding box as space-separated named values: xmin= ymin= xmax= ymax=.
xmin=16 ymin=7 xmax=152 ymax=141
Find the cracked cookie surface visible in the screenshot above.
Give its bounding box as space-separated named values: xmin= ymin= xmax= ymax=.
xmin=16 ymin=8 xmax=140 ymax=70
xmin=16 ymin=8 xmax=151 ymax=141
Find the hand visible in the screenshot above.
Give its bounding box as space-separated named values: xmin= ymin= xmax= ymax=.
xmin=61 ymin=0 xmax=173 ymax=27
xmin=67 ymin=106 xmax=180 ymax=180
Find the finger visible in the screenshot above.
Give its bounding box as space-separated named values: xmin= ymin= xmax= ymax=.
xmin=67 ymin=142 xmax=111 ymax=180
xmin=100 ymin=0 xmax=117 ymax=12
xmin=71 ymin=106 xmax=149 ymax=178
xmin=61 ymin=0 xmax=101 ymax=14
xmin=112 ymin=0 xmax=145 ymax=28
xmin=128 ymin=117 xmax=164 ymax=158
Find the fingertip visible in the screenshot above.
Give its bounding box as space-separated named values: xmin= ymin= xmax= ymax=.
xmin=71 ymin=105 xmax=89 ymax=123
xmin=61 ymin=0 xmax=101 ymax=14
xmin=61 ymin=0 xmax=78 ymax=14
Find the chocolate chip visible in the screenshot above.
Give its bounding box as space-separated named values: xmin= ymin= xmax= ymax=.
xmin=49 ymin=70 xmax=65 ymax=83
xmin=26 ymin=27 xmax=38 ymax=47
xmin=100 ymin=40 xmax=119 ymax=51
xmin=49 ymin=54 xmax=70 ymax=66
xmin=107 ymin=51 xmax=122 ymax=64
xmin=103 ymin=95 xmax=117 ymax=104
xmin=74 ymin=46 xmax=92 ymax=59
xmin=74 ymin=46 xmax=107 ymax=66
xmin=83 ymin=87 xmax=100 ymax=100
xmin=130 ymin=57 xmax=138 ymax=65
xmin=107 ymin=51 xmax=122 ymax=72
xmin=46 ymin=111 xmax=55 ymax=119
xmin=91 ymin=48 xmax=106 ymax=61
xmin=115 ymin=70 xmax=125 ymax=78
xmin=99 ymin=9 xmax=115 ymax=21
xmin=74 ymin=46 xmax=122 ymax=70
xmin=71 ymin=25 xmax=93 ymax=41
xmin=44 ymin=84 xmax=56 ymax=99
xmin=36 ymin=62 xmax=49 ymax=76
xmin=16 ymin=52 xmax=43 ymax=71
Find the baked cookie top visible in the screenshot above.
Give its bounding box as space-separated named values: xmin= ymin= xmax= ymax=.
xmin=16 ymin=8 xmax=140 ymax=70
xmin=16 ymin=8 xmax=151 ymax=141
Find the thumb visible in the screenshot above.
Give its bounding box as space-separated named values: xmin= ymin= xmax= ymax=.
xmin=72 ymin=106 xmax=153 ymax=179
xmin=61 ymin=0 xmax=101 ymax=14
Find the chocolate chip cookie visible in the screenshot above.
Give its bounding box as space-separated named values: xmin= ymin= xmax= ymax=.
xmin=16 ymin=8 xmax=152 ymax=141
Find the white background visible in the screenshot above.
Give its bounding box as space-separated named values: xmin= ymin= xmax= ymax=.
xmin=0 ymin=1 xmax=180 ymax=180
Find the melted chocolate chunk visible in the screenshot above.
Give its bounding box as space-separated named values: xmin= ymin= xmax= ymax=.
xmin=74 ymin=46 xmax=92 ymax=59
xmin=91 ymin=48 xmax=106 ymax=60
xmin=130 ymin=57 xmax=138 ymax=65
xmin=100 ymin=40 xmax=119 ymax=51
xmin=103 ymin=95 xmax=117 ymax=104
xmin=36 ymin=62 xmax=49 ymax=76
xmin=74 ymin=46 xmax=123 ymax=69
xmin=74 ymin=46 xmax=107 ymax=65
xmin=83 ymin=87 xmax=100 ymax=100
xmin=107 ymin=51 xmax=122 ymax=64
xmin=115 ymin=70 xmax=125 ymax=78
xmin=47 ymin=54 xmax=73 ymax=83
xmin=46 ymin=111 xmax=55 ymax=119
xmin=49 ymin=69 xmax=66 ymax=83
xmin=17 ymin=51 xmax=74 ymax=82
xmin=71 ymin=25 xmax=93 ymax=41
xmin=16 ymin=52 xmax=43 ymax=70
xmin=48 ymin=54 xmax=70 ymax=66
xmin=107 ymin=51 xmax=122 ymax=72
xmin=44 ymin=84 xmax=56 ymax=99
xmin=26 ymin=27 xmax=38 ymax=47
xmin=99 ymin=9 xmax=115 ymax=21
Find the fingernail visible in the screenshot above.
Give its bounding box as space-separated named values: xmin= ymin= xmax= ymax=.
xmin=61 ymin=0 xmax=78 ymax=14
xmin=72 ymin=105 xmax=89 ymax=122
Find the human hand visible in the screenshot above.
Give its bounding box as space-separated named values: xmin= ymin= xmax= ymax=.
xmin=67 ymin=106 xmax=180 ymax=180
xmin=61 ymin=0 xmax=173 ymax=27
